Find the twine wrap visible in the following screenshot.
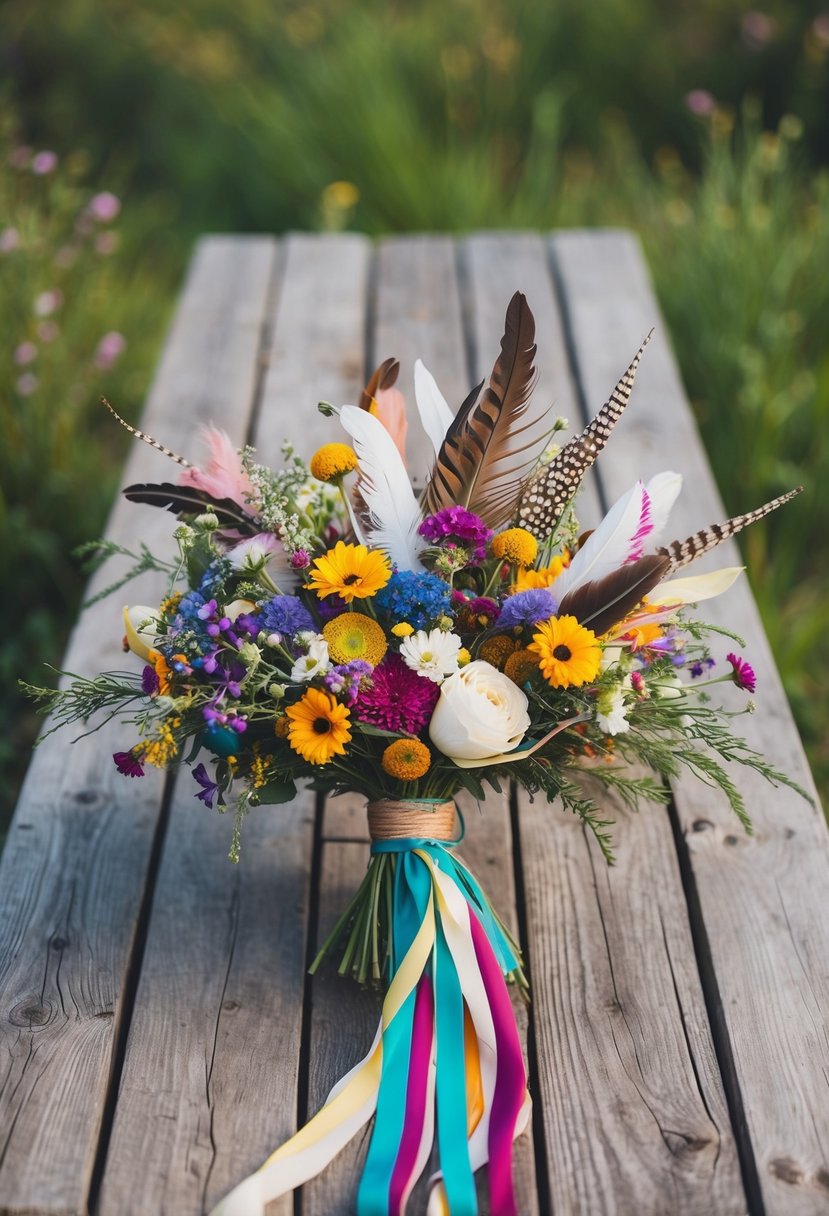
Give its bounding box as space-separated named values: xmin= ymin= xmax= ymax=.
xmin=367 ymin=798 xmax=457 ymax=843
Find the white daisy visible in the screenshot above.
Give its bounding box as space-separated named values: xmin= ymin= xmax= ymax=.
xmin=290 ymin=637 xmax=330 ymax=683
xmin=399 ymin=629 xmax=462 ymax=684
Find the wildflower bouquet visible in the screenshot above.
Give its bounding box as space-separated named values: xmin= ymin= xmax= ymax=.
xmin=27 ymin=294 xmax=803 ymax=1216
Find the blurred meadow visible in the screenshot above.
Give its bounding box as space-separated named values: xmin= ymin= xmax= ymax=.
xmin=2 ymin=0 xmax=828 ymax=824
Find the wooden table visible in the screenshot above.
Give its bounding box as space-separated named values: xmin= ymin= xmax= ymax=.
xmin=2 ymin=232 xmax=827 ymax=1216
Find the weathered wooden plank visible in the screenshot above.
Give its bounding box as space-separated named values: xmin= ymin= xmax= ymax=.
xmin=372 ymin=235 xmax=469 ymax=491
xmin=464 ymin=232 xmax=743 ymax=1212
xmin=99 ymin=234 xmax=371 ymax=1215
xmin=0 ymin=235 xmax=278 ymax=1216
xmin=552 ymin=228 xmax=829 ymax=1215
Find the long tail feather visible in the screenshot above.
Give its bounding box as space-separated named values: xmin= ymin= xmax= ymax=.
xmin=658 ymin=487 xmax=803 ymax=573
xmin=420 ymin=293 xmax=547 ymax=529
xmin=122 ymin=482 xmax=257 ymax=530
xmin=340 ymin=405 xmax=423 ymax=569
xmin=557 ymin=553 xmax=670 ymax=637
xmin=102 ymin=398 xmax=192 ymax=467
xmin=517 ymin=331 xmax=653 ymax=539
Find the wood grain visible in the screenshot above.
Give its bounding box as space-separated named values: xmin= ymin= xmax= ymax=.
xmin=0 ymin=236 xmax=278 ymax=1216
xmin=552 ymin=228 xmax=829 ymax=1215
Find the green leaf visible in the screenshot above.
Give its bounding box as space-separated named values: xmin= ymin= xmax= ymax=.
xmin=255 ymin=777 xmax=297 ymax=805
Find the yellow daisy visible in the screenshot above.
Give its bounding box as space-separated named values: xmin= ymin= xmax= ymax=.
xmin=491 ymin=527 xmax=538 ymax=568
xmin=529 ymin=615 xmax=602 ymax=688
xmin=309 ymin=443 xmax=359 ymax=482
xmin=323 ymin=613 xmax=388 ymax=665
xmin=286 ymin=687 xmax=352 ymax=765
xmin=382 ymin=738 xmax=432 ymax=780
xmin=306 ymin=541 xmax=392 ymax=603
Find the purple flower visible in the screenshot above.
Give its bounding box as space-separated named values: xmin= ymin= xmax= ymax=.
xmin=726 ymin=652 xmax=756 ymax=693
xmin=355 ymin=653 xmax=440 ymax=735
xmin=16 ymin=373 xmax=38 ymax=397
xmin=0 ymin=227 xmax=21 ymax=252
xmin=14 ymin=341 xmax=36 ymax=366
xmin=317 ymin=593 xmax=348 ymax=622
xmin=325 ymin=659 xmax=373 ymax=705
xmin=31 ymin=150 xmax=58 ymax=175
xmin=497 ymin=588 xmax=558 ymax=631
xmin=685 ymin=90 xmax=716 ymax=117
xmin=88 ymin=191 xmax=121 ymax=222
xmin=141 ymin=665 xmax=160 ymax=695
xmin=113 ymin=750 xmax=144 ymax=778
xmin=690 ymin=657 xmax=715 ymax=679
xmin=192 ymin=763 xmax=220 ymax=807
xmin=95 ymin=331 xmax=126 ymax=370
xmin=260 ymin=595 xmax=315 ymax=638
xmin=419 ymin=507 xmax=493 ymax=562
xmin=290 ymin=548 xmax=311 ymax=570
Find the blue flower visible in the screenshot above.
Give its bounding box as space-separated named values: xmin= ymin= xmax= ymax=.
xmin=259 ymin=595 xmax=316 ymax=638
xmin=374 ymin=570 xmax=451 ymax=629
xmin=497 ymin=588 xmax=558 ymax=631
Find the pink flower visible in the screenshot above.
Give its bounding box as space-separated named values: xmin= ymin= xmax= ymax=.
xmin=14 ymin=342 xmax=38 ymax=366
xmin=685 ymin=90 xmax=716 ymax=117
xmin=741 ymin=11 xmax=777 ymax=48
xmin=0 ymin=227 xmax=20 ymax=253
xmin=355 ymin=652 xmax=440 ymax=735
xmin=726 ymin=652 xmax=757 ymax=693
xmin=94 ymin=331 xmax=126 ymax=369
xmin=31 ymin=150 xmax=58 ymax=175
xmin=16 ymin=373 xmax=39 ymax=396
xmin=814 ymin=14 xmax=829 ymax=46
xmin=95 ymin=231 xmax=119 ymax=255
xmin=37 ymin=321 xmax=60 ymax=343
xmin=178 ymin=424 xmax=255 ymax=509
xmin=88 ymin=191 xmax=121 ymax=222
xmin=34 ymin=289 xmax=63 ymax=317
xmin=8 ymin=146 xmax=32 ymax=169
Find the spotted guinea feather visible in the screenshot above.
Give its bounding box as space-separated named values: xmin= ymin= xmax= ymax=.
xmin=517 ymin=331 xmax=653 ymax=540
xmin=657 ymin=487 xmax=803 ymax=573
xmin=101 ymin=398 xmax=192 ymax=467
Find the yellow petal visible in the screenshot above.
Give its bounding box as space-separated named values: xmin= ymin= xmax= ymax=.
xmin=648 ymin=567 xmax=744 ymax=607
xmin=122 ymin=604 xmax=160 ymax=661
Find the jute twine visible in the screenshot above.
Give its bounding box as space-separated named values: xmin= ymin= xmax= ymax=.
xmin=367 ymin=799 xmax=456 ymax=842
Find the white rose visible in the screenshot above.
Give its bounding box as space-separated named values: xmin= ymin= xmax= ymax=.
xmin=429 ymin=660 xmax=531 ymax=761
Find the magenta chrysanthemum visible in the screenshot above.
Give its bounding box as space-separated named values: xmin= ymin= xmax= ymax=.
xmin=355 ymin=653 xmax=440 ymax=735
xmin=726 ymin=652 xmax=757 ymax=693
xmin=418 ymin=507 xmax=493 ymax=562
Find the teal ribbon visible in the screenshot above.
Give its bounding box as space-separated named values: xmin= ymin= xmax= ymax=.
xmin=358 ymin=834 xmax=479 ymax=1214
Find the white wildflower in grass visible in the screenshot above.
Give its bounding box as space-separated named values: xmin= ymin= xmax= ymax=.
xmin=291 ymin=637 xmax=330 ymax=683
xmin=400 ymin=628 xmax=462 ymax=684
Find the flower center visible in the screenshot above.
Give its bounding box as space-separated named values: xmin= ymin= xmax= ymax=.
xmin=553 ymin=644 xmax=572 ymax=661
xmin=313 ymin=717 xmax=331 ymax=734
xmin=343 ymin=573 xmax=360 ymax=585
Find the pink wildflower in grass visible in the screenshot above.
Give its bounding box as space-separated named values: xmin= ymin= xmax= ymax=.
xmin=88 ymin=191 xmax=121 ymax=222
xmin=726 ymin=652 xmax=757 ymax=693
xmin=814 ymin=14 xmax=829 ymax=45
xmin=31 ymin=150 xmax=58 ymax=175
xmin=95 ymin=231 xmax=120 ymax=256
xmin=741 ymin=11 xmax=777 ymax=49
xmin=8 ymin=146 xmax=32 ymax=169
xmin=0 ymin=227 xmax=21 ymax=253
xmin=37 ymin=321 xmax=59 ymax=343
xmin=355 ymin=652 xmax=440 ymax=735
xmin=34 ymin=289 xmax=63 ymax=317
xmin=16 ymin=373 xmax=38 ymax=396
xmin=94 ymin=331 xmax=126 ymax=369
xmin=14 ymin=342 xmax=37 ymax=366
xmin=685 ymin=90 xmax=716 ymax=117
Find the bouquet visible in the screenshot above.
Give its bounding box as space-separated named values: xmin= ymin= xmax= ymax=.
xmin=27 ymin=294 xmax=804 ymax=1216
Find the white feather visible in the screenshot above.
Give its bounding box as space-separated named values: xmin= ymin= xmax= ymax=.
xmin=414 ymin=359 xmax=454 ymax=457
xmin=340 ymin=405 xmax=424 ymax=570
xmin=556 ymin=470 xmax=682 ymax=600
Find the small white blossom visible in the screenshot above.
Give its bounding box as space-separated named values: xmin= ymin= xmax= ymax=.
xmin=400 ymin=629 xmax=462 ymax=684
xmin=291 ymin=638 xmax=330 ymax=683
xmin=228 ymin=532 xmax=280 ymax=573
xmin=595 ymin=685 xmax=631 ymax=736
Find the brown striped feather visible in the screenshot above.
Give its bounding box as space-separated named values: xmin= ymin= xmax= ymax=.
xmin=557 ymin=553 xmax=670 ymax=637
xmin=101 ymin=397 xmax=192 ymax=467
xmin=517 ymin=331 xmax=653 ymax=539
xmin=657 ymin=487 xmax=803 ymax=573
xmin=420 ymin=292 xmax=548 ymax=528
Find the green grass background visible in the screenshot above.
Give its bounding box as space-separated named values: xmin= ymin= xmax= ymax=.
xmin=2 ymin=0 xmax=827 ymax=827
